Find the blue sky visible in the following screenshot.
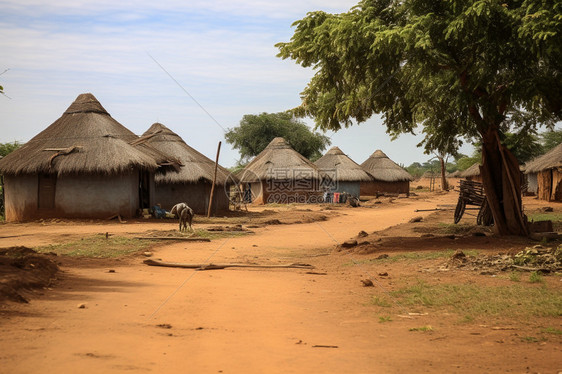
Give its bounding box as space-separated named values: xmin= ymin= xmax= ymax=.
xmin=1 ymin=0 xmax=479 ymax=168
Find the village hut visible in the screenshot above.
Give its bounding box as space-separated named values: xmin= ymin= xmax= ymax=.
xmin=459 ymin=163 xmax=482 ymax=182
xmin=314 ymin=146 xmax=373 ymax=198
xmin=521 ymin=164 xmax=538 ymax=195
xmin=524 ymin=143 xmax=562 ymax=201
xmin=448 ymin=170 xmax=463 ymax=178
xmin=360 ymin=150 xmax=414 ymax=196
xmin=238 ymin=137 xmax=322 ymax=204
xmin=0 ymin=93 xmax=178 ymax=221
xmin=139 ymin=123 xmax=233 ymax=214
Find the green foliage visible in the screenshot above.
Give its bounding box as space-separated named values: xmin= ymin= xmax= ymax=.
xmin=502 ymin=132 xmax=544 ymax=164
xmin=405 ymin=158 xmax=460 ymax=178
xmin=529 ymin=271 xmax=544 ymax=283
xmin=225 ymin=112 xmax=331 ymax=162
xmin=455 ymin=154 xmax=480 ymax=171
xmin=541 ymin=327 xmax=562 ymax=335
xmin=378 ymin=315 xmax=393 ymax=323
xmin=277 ymin=0 xmax=561 ymax=155
xmin=509 ymin=271 xmax=521 ymax=282
xmin=0 ymin=141 xmax=22 ymax=157
xmin=540 ymin=129 xmax=562 ymax=153
xmin=390 ymin=280 xmax=562 ymax=320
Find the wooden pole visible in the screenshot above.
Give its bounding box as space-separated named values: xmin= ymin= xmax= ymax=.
xmin=207 ymin=141 xmax=222 ymax=218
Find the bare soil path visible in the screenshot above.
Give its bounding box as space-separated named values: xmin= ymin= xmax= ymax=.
xmin=0 ymin=193 xmax=560 ymax=373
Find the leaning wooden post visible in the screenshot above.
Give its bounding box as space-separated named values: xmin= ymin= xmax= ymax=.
xmin=207 ymin=141 xmax=222 ymax=218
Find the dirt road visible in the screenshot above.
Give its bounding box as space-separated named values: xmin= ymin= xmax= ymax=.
xmin=0 ymin=193 xmax=560 ymax=373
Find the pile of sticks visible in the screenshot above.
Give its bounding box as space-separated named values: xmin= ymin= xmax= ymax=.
xmin=454 ymin=179 xmax=492 ymax=225
xmin=458 ymin=180 xmax=485 ymax=206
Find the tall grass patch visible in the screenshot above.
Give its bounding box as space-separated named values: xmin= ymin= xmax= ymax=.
xmin=36 ymin=235 xmax=152 ymax=258
xmin=527 ymin=212 xmax=562 ymax=231
xmin=381 ymin=280 xmax=562 ymax=321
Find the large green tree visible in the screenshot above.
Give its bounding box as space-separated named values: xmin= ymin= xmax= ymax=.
xmin=225 ymin=112 xmax=331 ymax=163
xmin=277 ymin=0 xmax=561 ymax=235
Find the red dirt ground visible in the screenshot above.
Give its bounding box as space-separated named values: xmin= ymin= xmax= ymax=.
xmin=0 ymin=192 xmax=560 ymax=373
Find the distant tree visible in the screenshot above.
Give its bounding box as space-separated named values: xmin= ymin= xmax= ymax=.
xmin=0 ymin=141 xmax=22 ymax=157
xmin=277 ymin=0 xmax=562 ymax=235
xmin=502 ymin=132 xmax=544 ymax=164
xmin=225 ymin=112 xmax=331 ymax=162
xmin=540 ymin=129 xmax=562 ymax=153
xmin=405 ymin=162 xmax=423 ymax=178
xmin=455 ymin=154 xmax=480 ymax=171
xmin=455 ymin=131 xmax=544 ymax=171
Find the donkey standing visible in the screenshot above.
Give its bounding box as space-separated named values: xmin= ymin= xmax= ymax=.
xmin=171 ymin=202 xmax=194 ymax=232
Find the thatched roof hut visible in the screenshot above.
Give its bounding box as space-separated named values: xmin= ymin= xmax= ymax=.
xmin=315 ymin=147 xmax=373 ymax=182
xmin=314 ymin=146 xmax=372 ymax=197
xmin=459 ymin=163 xmax=482 ymax=181
xmin=141 ymin=123 xmax=231 ymax=185
xmin=360 ymin=150 xmax=413 ymax=196
xmin=0 ymin=93 xmax=170 ymax=176
xmin=524 ymin=143 xmax=562 ymax=201
xmin=448 ymin=170 xmax=463 ymax=178
xmin=138 ymin=123 xmax=233 ymax=213
xmin=361 ymin=150 xmax=414 ymax=182
xmin=239 ymin=137 xmax=321 ymax=182
xmin=238 ymin=137 xmax=321 ymax=204
xmin=524 ymin=143 xmax=562 ymax=174
xmin=0 ymin=93 xmax=174 ymax=221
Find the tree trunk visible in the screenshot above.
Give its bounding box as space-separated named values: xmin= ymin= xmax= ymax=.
xmin=479 ymin=128 xmax=528 ymax=236
xmin=439 ymin=157 xmax=449 ymax=191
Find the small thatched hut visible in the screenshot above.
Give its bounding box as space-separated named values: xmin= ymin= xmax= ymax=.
xmin=0 ymin=93 xmax=177 ymax=221
xmin=314 ymin=146 xmax=373 ymax=198
xmin=139 ymin=123 xmax=233 ymax=214
xmin=448 ymin=170 xmax=463 ymax=178
xmin=524 ymin=143 xmax=562 ymax=201
xmin=459 ymin=163 xmax=482 ymax=182
xmin=360 ymin=150 xmax=413 ymax=196
xmin=238 ymin=137 xmax=322 ymax=204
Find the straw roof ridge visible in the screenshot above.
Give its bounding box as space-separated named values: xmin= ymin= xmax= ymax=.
xmin=0 ymin=93 xmax=163 ymax=176
xmin=141 ymin=123 xmax=233 ymax=185
xmin=314 ymin=146 xmax=374 ymax=182
xmin=524 ymin=142 xmax=562 ymax=174
xmin=239 ymin=137 xmax=321 ymax=182
xmin=360 ymin=149 xmax=414 ymax=182
xmin=459 ymin=162 xmax=481 ymax=178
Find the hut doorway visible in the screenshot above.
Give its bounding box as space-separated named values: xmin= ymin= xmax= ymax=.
xmin=139 ymin=171 xmax=150 ymax=210
xmin=38 ymin=173 xmax=56 ymax=210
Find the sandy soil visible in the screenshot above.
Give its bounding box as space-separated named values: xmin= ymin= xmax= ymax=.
xmin=0 ymin=192 xmax=560 ymax=373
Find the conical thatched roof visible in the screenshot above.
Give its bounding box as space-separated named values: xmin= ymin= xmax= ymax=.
xmin=0 ymin=93 xmax=171 ymax=176
xmin=448 ymin=170 xmax=462 ymax=177
xmin=524 ymin=143 xmax=562 ymax=174
xmin=140 ymin=123 xmax=232 ymax=185
xmin=314 ymin=147 xmax=373 ymax=182
xmin=360 ymin=150 xmax=414 ymax=182
xmin=238 ymin=137 xmax=321 ymax=183
xmin=459 ymin=163 xmax=481 ymax=178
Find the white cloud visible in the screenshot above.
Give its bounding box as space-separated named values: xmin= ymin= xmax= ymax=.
xmin=0 ymin=0 xmax=454 ymax=168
